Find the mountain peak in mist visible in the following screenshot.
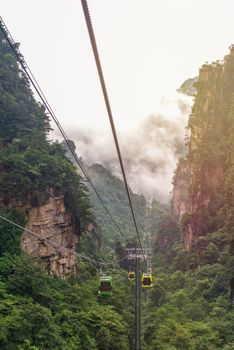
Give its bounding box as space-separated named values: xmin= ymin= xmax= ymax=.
xmin=177 ymin=77 xmax=198 ymax=96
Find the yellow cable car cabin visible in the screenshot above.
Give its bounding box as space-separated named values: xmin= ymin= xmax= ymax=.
xmin=142 ymin=272 xmax=153 ymax=288
xmin=128 ymin=271 xmax=135 ymax=281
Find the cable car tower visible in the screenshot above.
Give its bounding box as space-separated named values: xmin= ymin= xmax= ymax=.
xmin=126 ymin=246 xmax=153 ymax=350
xmin=125 ymin=206 xmax=153 ymax=350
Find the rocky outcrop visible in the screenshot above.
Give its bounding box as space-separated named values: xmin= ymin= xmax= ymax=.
xmin=177 ymin=77 xmax=198 ymax=96
xmin=172 ymin=46 xmax=234 ymax=252
xmin=184 ymin=61 xmax=227 ymax=250
xmin=21 ymin=193 xmax=79 ymax=277
xmin=171 ymin=158 xmax=190 ymax=221
xmin=0 ymin=190 xmax=80 ymax=277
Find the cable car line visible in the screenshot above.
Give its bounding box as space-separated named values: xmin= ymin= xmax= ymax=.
xmin=0 ymin=17 xmax=126 ymax=240
xmin=0 ymin=215 xmax=126 ymax=267
xmin=80 ymin=0 xmax=146 ymax=263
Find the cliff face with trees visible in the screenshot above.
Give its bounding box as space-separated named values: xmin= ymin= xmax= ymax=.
xmin=0 ymin=31 xmax=136 ymax=349
xmin=0 ymin=30 xmax=93 ymax=276
xmin=142 ymin=47 xmax=234 ymax=350
xmin=172 ymin=46 xmax=234 ymax=256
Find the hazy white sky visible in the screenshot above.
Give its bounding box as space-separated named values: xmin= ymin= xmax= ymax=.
xmin=2 ymin=0 xmax=234 ymax=131
xmin=1 ymin=0 xmax=234 ymax=200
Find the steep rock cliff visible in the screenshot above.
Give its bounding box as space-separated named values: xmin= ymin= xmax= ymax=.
xmin=21 ymin=193 xmax=79 ymax=277
xmin=172 ymin=46 xmax=234 ymax=252
xmin=1 ymin=190 xmax=79 ymax=277
xmin=171 ymin=157 xmax=190 ymax=221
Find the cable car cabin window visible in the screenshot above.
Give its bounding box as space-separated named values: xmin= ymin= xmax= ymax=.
xmin=143 ymin=277 xmax=151 ymax=285
xmin=100 ymin=281 xmax=112 ymax=291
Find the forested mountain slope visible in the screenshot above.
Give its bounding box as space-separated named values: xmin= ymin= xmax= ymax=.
xmin=0 ymin=28 xmax=94 ymax=276
xmin=0 ymin=29 xmax=135 ymax=349
xmin=62 ymin=140 xmax=149 ymax=248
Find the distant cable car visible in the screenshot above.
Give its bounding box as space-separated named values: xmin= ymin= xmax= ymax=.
xmin=128 ymin=271 xmax=135 ymax=281
xmin=98 ymin=276 xmax=113 ymax=301
xmin=142 ymin=272 xmax=153 ymax=288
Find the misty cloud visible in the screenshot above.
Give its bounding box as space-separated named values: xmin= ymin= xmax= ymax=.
xmin=54 ymin=94 xmax=192 ymax=203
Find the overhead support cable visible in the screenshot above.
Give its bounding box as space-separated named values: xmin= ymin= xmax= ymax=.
xmin=0 ymin=215 xmax=126 ymax=267
xmin=80 ymin=0 xmax=146 ymax=262
xmin=0 ymin=16 xmax=125 ymax=239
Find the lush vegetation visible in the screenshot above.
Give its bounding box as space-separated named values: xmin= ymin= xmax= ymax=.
xmin=0 ymin=200 xmax=133 ymax=350
xmin=142 ymin=213 xmax=234 ymax=350
xmin=87 ymin=163 xmax=147 ymax=247
xmin=0 ymin=239 xmax=134 ymax=349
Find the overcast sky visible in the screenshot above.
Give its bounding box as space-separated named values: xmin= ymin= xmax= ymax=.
xmin=1 ymin=0 xmax=234 ymax=200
